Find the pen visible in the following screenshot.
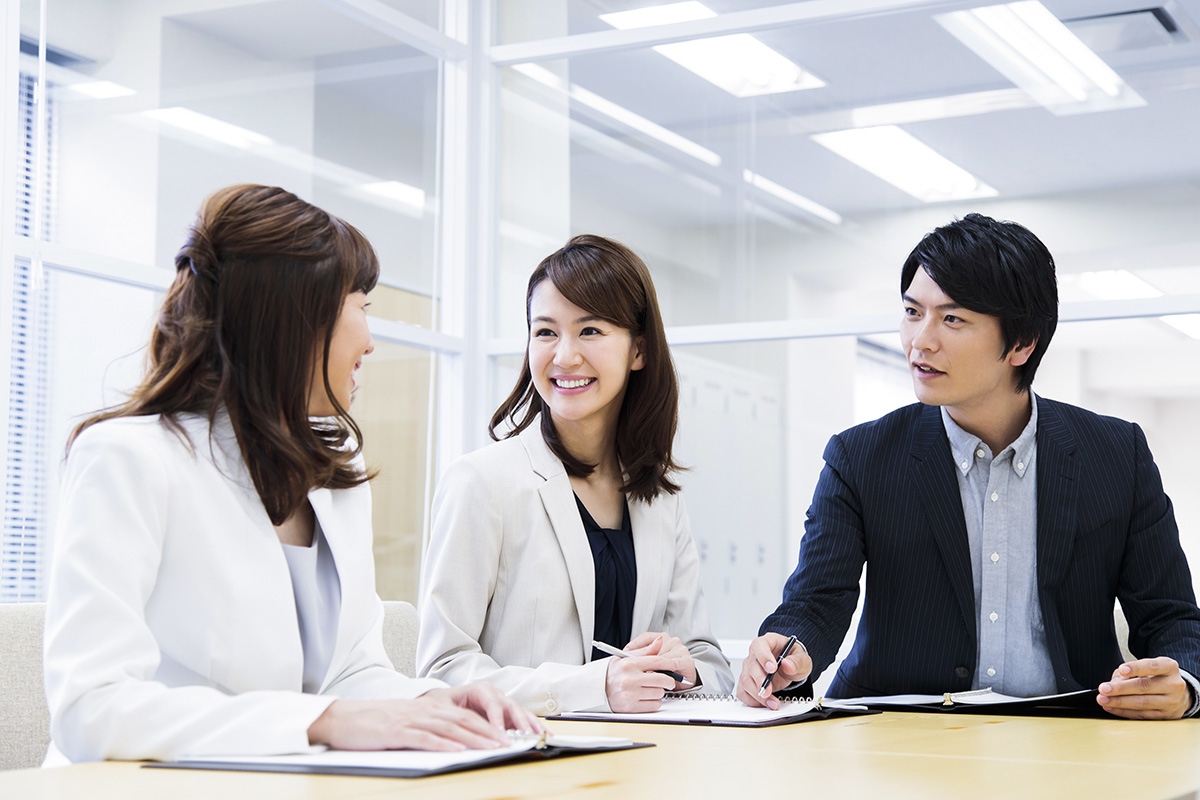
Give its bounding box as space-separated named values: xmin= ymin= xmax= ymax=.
xmin=591 ymin=639 xmax=694 ymax=686
xmin=757 ymin=634 xmax=799 ymax=698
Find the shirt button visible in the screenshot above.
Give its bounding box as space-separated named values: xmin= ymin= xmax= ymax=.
xmin=989 ymin=611 xmax=998 ymax=622
xmin=1017 ymin=462 xmax=1024 ymax=470
xmin=987 ymin=667 xmax=996 ymax=677
xmin=955 ymin=666 xmax=970 ymax=679
xmin=545 ymin=698 xmax=559 ymax=714
xmin=976 ymin=448 xmax=985 ymax=458
xmin=961 ymin=461 xmax=969 ymax=470
xmin=990 ymin=552 xmax=999 ymax=563
xmin=990 ymin=492 xmax=999 ymax=502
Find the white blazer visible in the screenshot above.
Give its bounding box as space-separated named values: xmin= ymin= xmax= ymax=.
xmin=43 ymin=413 xmax=444 ymax=764
xmin=417 ymin=422 xmax=733 ymax=715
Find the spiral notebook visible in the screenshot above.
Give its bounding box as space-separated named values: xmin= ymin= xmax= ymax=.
xmin=549 ymin=693 xmax=876 ymax=727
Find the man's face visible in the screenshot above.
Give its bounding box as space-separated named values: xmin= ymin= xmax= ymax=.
xmin=900 ymin=267 xmax=1033 ymax=414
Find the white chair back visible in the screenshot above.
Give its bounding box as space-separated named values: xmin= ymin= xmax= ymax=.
xmin=0 ymin=602 xmax=50 ymax=770
xmin=381 ymin=600 xmax=420 ymax=678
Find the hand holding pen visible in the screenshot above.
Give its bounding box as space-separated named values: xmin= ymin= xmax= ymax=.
xmin=758 ymin=635 xmax=799 ymax=698
xmin=736 ymin=632 xmax=813 ymax=710
xmin=593 ymin=639 xmax=694 ymax=686
xmin=596 ymin=634 xmax=698 ymax=713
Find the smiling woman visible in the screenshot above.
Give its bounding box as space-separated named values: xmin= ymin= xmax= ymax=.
xmin=417 ymin=234 xmax=734 ymax=716
xmin=309 ymin=291 xmax=375 ymax=417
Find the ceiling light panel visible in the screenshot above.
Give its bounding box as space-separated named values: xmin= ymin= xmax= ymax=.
xmin=936 ymin=1 xmax=1144 ymax=115
xmin=144 ymin=107 xmax=272 ymax=149
xmin=743 ymin=169 xmax=842 ymax=225
xmin=513 ymin=62 xmax=721 ymax=167
xmin=69 ymin=80 xmax=136 ymax=99
xmin=812 ymin=125 xmax=997 ymax=203
xmin=1076 ymin=269 xmax=1162 ymax=300
xmin=600 ymin=2 xmax=824 ymax=98
xmin=360 ymin=180 xmax=425 ymax=209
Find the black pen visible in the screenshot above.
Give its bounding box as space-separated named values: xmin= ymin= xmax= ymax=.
xmin=591 ymin=639 xmax=694 ymax=686
xmin=758 ymin=635 xmax=799 ymax=698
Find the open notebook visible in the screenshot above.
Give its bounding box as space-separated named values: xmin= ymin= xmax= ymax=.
xmin=145 ymin=732 xmax=649 ymax=779
xmin=550 ymin=693 xmax=875 ymax=727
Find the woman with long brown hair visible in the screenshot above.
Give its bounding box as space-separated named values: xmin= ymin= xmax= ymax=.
xmin=417 ymin=235 xmax=732 ymax=714
xmin=42 ymin=184 xmax=538 ymax=764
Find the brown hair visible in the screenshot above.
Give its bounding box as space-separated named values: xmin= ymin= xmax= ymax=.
xmin=68 ymin=184 xmax=379 ymax=524
xmin=489 ymin=234 xmax=681 ymax=502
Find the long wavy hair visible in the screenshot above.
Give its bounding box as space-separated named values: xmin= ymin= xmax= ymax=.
xmin=68 ymin=184 xmax=379 ymax=524
xmin=489 ymin=234 xmax=681 ymax=502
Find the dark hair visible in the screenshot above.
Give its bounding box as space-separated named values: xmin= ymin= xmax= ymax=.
xmin=900 ymin=213 xmax=1058 ymax=393
xmin=69 ymin=184 xmax=380 ymax=524
xmin=489 ymin=234 xmax=681 ymax=502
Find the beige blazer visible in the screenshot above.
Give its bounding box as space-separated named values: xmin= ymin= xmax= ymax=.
xmin=43 ymin=413 xmax=444 ymax=764
xmin=417 ymin=422 xmax=733 ymax=715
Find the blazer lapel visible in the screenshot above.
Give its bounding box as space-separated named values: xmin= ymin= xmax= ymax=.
xmin=1034 ymin=399 xmax=1079 ymax=588
xmin=521 ymin=424 xmax=596 ymax=661
xmin=628 ymin=497 xmax=664 ymax=637
xmin=910 ymin=404 xmax=977 ymax=649
xmin=1033 ymin=399 xmax=1081 ymax=688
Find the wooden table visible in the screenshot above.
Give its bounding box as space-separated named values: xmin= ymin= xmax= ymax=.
xmin=5 ymin=713 xmax=1200 ymax=800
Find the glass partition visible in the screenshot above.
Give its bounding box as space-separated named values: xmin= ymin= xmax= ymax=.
xmin=37 ymin=0 xmax=441 ymax=320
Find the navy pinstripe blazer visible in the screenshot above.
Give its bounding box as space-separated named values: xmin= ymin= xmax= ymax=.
xmin=762 ymin=398 xmax=1200 ymax=699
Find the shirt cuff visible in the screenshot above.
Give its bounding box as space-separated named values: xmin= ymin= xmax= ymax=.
xmin=1179 ymin=669 xmax=1200 ymax=718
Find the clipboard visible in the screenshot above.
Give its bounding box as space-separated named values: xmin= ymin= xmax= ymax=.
xmin=145 ymin=732 xmax=651 ymax=779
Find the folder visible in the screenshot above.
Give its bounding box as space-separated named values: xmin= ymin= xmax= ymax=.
xmin=145 ymin=732 xmax=649 ymax=779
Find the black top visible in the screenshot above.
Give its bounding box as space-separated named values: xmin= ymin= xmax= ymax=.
xmin=575 ymin=494 xmax=636 ymax=663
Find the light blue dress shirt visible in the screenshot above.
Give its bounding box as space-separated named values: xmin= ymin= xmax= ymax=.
xmin=942 ymin=398 xmax=1058 ymax=696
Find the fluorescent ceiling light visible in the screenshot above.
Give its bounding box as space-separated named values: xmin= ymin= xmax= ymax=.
xmin=513 ymin=62 xmax=721 ymax=167
xmin=1161 ymin=314 xmax=1200 ymax=339
xmin=1076 ymin=269 xmax=1200 ymax=338
xmin=599 ymin=1 xmax=712 ymax=28
xmin=812 ymin=125 xmax=997 ymax=203
xmin=69 ymin=80 xmax=135 ymax=99
xmin=144 ymin=107 xmax=272 ymax=149
xmin=600 ymin=2 xmax=824 ymax=98
xmin=360 ymin=180 xmax=425 ymax=210
xmin=1076 ymin=269 xmax=1161 ymax=300
xmin=743 ymin=169 xmax=841 ymax=225
xmin=512 ymin=63 xmax=564 ymax=91
xmin=936 ymin=1 xmax=1143 ymax=115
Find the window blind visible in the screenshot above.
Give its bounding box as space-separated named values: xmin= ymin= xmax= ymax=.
xmin=3 ymin=71 xmax=57 ymax=602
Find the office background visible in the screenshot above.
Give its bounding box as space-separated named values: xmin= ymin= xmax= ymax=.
xmin=5 ymin=0 xmax=1200 ymax=686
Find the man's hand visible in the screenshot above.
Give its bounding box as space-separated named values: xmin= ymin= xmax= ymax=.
xmin=736 ymin=633 xmax=812 ymax=710
xmin=1097 ymin=657 xmax=1192 ymax=720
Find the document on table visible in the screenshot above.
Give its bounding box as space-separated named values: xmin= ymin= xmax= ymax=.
xmin=551 ymin=694 xmax=875 ymax=727
xmin=838 ymin=687 xmax=1100 ymax=716
xmin=145 ymin=733 xmax=648 ymax=779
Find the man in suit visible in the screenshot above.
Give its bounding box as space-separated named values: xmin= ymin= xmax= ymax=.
xmin=739 ymin=213 xmax=1200 ymax=719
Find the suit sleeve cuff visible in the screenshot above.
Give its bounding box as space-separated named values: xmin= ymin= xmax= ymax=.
xmin=1179 ymin=669 xmax=1200 ymax=718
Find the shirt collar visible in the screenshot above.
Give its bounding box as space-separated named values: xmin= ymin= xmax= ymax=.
xmin=941 ymin=394 xmax=1039 ymax=478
